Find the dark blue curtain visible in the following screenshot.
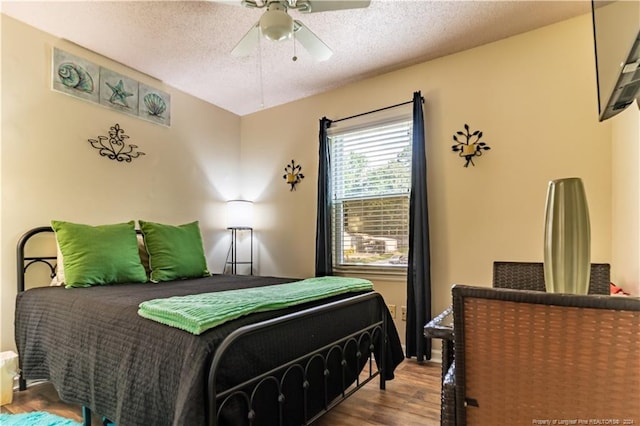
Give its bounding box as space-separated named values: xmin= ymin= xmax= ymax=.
xmin=406 ymin=91 xmax=432 ymax=361
xmin=315 ymin=117 xmax=333 ymax=277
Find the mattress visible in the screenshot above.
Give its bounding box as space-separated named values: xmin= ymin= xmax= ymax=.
xmin=15 ymin=274 xmax=403 ymax=425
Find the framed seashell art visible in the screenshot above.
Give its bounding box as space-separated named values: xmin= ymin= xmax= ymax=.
xmin=52 ymin=47 xmax=171 ymax=127
xmin=52 ymin=48 xmax=100 ymax=103
xmin=138 ymin=83 xmax=171 ymax=126
xmin=99 ymin=69 xmax=139 ymax=114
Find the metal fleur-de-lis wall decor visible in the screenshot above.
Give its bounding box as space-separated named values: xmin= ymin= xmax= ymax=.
xmin=451 ymin=123 xmax=491 ymax=167
xmin=283 ymin=159 xmax=304 ymax=191
xmin=88 ymin=123 xmax=145 ymax=163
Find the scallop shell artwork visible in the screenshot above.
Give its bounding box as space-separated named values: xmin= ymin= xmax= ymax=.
xmin=143 ymin=93 xmax=167 ymax=117
xmin=58 ymin=62 xmax=94 ymax=93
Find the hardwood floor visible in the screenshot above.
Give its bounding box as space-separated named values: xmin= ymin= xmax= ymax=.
xmin=315 ymin=359 xmax=442 ymax=426
xmin=1 ymin=359 xmax=442 ymax=425
xmin=1 ymin=380 xmax=102 ymax=426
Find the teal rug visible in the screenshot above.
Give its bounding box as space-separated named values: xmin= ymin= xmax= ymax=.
xmin=0 ymin=412 xmax=81 ymax=425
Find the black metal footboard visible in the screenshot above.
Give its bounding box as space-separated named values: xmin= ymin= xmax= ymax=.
xmin=207 ymin=291 xmax=388 ymax=426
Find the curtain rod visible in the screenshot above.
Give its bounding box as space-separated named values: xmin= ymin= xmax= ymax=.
xmin=330 ymin=96 xmax=424 ymax=125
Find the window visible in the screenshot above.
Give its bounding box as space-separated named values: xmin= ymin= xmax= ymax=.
xmin=329 ymin=116 xmax=412 ymax=271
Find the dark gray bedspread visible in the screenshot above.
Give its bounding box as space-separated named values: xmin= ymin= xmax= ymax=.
xmin=15 ymin=275 xmax=403 ymax=426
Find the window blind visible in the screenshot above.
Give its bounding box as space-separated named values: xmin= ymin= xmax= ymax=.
xmin=329 ymin=118 xmax=412 ymax=268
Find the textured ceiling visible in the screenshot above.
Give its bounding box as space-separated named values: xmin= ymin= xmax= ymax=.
xmin=1 ymin=0 xmax=592 ymax=116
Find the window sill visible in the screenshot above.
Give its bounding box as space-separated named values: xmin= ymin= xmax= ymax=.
xmin=333 ymin=265 xmax=407 ymax=282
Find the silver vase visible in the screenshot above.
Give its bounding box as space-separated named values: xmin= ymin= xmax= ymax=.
xmin=543 ymin=177 xmax=591 ymax=294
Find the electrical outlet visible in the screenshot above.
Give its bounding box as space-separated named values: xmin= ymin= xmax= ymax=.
xmin=387 ymin=304 xmax=396 ymax=319
xmin=401 ymin=306 xmax=407 ymax=321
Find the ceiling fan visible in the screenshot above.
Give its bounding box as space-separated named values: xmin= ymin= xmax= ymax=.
xmin=223 ymin=0 xmax=371 ymax=61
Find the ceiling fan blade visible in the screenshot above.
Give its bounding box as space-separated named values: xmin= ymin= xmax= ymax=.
xmin=293 ymin=20 xmax=332 ymax=61
xmin=297 ymin=0 xmax=371 ymax=13
xmin=209 ymin=0 xmax=259 ymax=8
xmin=231 ymin=22 xmax=260 ymax=57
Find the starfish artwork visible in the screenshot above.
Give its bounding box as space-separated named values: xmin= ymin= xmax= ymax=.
xmin=106 ymin=79 xmax=134 ymax=108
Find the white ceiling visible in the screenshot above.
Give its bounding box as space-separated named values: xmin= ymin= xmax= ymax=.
xmin=2 ymin=0 xmax=592 ymax=116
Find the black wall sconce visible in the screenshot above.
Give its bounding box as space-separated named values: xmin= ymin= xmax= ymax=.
xmin=88 ymin=123 xmax=145 ymax=163
xmin=451 ymin=123 xmax=491 ymax=167
xmin=283 ymin=159 xmax=304 ymax=191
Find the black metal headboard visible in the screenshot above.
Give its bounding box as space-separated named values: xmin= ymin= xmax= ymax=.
xmin=17 ymin=226 xmax=56 ymax=293
xmin=17 ymin=226 xmax=146 ymax=293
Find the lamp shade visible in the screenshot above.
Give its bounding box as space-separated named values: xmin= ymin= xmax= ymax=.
xmin=227 ymin=200 xmax=254 ymax=228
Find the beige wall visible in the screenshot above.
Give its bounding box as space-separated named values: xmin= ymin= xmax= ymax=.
xmin=0 ymin=15 xmax=242 ymax=351
xmin=611 ymin=105 xmax=640 ymax=295
xmin=240 ymin=13 xmax=615 ymax=334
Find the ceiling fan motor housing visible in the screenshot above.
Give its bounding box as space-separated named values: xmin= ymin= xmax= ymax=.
xmin=260 ymin=3 xmax=293 ymax=41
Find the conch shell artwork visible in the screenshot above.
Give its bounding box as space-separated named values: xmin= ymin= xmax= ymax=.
xmin=58 ymin=62 xmax=94 ymax=93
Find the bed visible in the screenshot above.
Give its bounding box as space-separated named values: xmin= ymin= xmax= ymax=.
xmin=15 ymin=225 xmax=404 ymax=426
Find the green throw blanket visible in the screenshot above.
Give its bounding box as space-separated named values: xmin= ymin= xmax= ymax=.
xmin=138 ymin=276 xmax=373 ymax=335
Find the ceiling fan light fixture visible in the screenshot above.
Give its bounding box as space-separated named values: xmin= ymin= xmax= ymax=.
xmin=260 ymin=9 xmax=293 ymax=41
xmin=231 ymin=0 xmax=370 ymax=60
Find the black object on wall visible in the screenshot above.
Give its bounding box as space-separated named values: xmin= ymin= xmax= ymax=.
xmin=88 ymin=123 xmax=145 ymax=162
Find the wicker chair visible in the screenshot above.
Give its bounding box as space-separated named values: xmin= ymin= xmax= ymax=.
xmin=451 ymin=285 xmax=640 ymax=425
xmin=427 ymin=262 xmax=614 ymax=425
xmin=493 ymin=261 xmax=611 ymax=295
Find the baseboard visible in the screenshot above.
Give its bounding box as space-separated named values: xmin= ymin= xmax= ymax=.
xmin=402 ymin=344 xmax=442 ymax=364
xmin=12 ymin=378 xmax=48 ymax=391
xmin=430 ymin=347 xmax=442 ymax=364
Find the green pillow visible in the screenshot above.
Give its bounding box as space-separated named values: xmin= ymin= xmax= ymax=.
xmin=139 ymin=220 xmax=210 ymax=282
xmin=51 ymin=220 xmax=147 ymax=288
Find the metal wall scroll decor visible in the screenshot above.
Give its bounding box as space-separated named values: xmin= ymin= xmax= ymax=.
xmin=88 ymin=123 xmax=145 ymax=163
xmin=52 ymin=47 xmax=171 ymax=126
xmin=451 ymin=123 xmax=491 ymax=167
xmin=283 ymin=160 xmax=304 ymax=191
